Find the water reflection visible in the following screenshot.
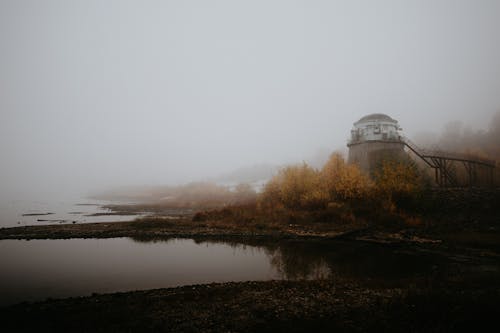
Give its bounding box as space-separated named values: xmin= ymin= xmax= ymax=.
xmin=173 ymin=238 xmax=446 ymax=282
xmin=0 ymin=238 xmax=278 ymax=306
xmin=0 ymin=237 xmax=449 ymax=306
xmin=270 ymin=248 xmax=331 ymax=280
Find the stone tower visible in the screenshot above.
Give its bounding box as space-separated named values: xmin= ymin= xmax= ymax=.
xmin=347 ymin=113 xmax=405 ymax=174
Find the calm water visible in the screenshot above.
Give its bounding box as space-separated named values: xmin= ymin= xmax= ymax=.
xmin=0 ymin=199 xmax=141 ymax=228
xmin=0 ymin=238 xmax=280 ymax=306
xmin=0 ymin=237 xmax=449 ymax=306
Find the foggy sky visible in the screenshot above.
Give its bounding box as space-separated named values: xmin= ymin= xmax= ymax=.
xmin=1 ymin=0 xmax=500 ymax=199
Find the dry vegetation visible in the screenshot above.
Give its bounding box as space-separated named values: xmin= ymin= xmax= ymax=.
xmin=193 ymin=153 xmax=429 ymax=229
xmin=98 ymin=181 xmax=258 ymax=210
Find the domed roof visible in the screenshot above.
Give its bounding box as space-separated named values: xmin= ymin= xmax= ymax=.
xmin=355 ymin=113 xmax=397 ymax=124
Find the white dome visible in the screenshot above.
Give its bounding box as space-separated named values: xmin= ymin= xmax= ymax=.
xmin=354 ymin=113 xmax=397 ymax=125
xmin=349 ymin=114 xmax=401 ymax=144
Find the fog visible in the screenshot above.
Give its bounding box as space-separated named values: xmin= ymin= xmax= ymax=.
xmin=1 ymin=0 xmax=500 ymax=201
xmin=414 ymin=112 xmax=500 ymax=158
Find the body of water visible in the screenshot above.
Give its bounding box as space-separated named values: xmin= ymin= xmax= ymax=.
xmin=0 ymin=238 xmax=281 ymax=306
xmin=0 ymin=237 xmax=454 ymax=306
xmin=0 ymin=199 xmax=141 ymax=228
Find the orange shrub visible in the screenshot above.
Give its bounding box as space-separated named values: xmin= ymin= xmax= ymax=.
xmin=259 ymin=163 xmax=327 ymax=210
xmin=373 ymin=158 xmax=425 ymax=211
xmin=321 ymin=153 xmax=373 ymax=202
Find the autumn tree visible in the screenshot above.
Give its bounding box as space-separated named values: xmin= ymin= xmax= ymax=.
xmin=259 ymin=163 xmax=326 ymax=210
xmin=373 ymin=157 xmax=425 ymax=211
xmin=321 ymin=153 xmax=372 ymax=202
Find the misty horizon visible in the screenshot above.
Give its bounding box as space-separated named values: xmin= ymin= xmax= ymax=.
xmin=1 ymin=0 xmax=500 ymax=200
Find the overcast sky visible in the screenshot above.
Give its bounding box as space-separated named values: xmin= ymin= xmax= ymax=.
xmin=1 ymin=0 xmax=500 ymax=199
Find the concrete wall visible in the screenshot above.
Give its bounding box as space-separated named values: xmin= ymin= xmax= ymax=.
xmin=348 ymin=141 xmax=406 ymax=174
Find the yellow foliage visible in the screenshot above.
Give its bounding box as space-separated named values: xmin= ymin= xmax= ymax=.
xmin=259 ymin=176 xmax=283 ymax=209
xmin=259 ymin=163 xmax=327 ymax=210
xmin=260 ymin=154 xmax=373 ymax=211
xmin=258 ymin=152 xmax=427 ymax=219
xmin=321 ymin=153 xmax=372 ymax=201
xmin=373 ymin=158 xmax=425 ymax=212
xmin=374 ymin=159 xmax=422 ymax=195
xmin=299 ymin=186 xmax=330 ymax=210
xmin=278 ymin=163 xmax=324 ymax=209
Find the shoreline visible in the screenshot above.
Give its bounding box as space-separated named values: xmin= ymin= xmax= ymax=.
xmin=0 ymin=219 xmax=363 ymax=241
xmin=2 ymin=278 xmax=499 ymax=332
xmin=1 ymin=215 xmax=497 ymax=248
xmin=2 ymin=206 xmax=500 ymax=331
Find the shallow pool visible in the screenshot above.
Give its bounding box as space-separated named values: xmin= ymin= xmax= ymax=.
xmin=0 ymin=237 xmax=448 ymax=306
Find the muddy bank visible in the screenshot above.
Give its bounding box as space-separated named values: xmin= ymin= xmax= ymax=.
xmin=2 ymin=214 xmax=499 ymax=253
xmin=2 ymin=279 xmax=499 ymax=332
xmin=0 ymin=218 xmax=358 ymax=241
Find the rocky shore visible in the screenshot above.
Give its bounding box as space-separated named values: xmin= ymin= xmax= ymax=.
xmin=2 ymin=279 xmax=499 ymax=332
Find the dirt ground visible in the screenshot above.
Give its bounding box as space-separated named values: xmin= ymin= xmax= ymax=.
xmin=1 ymin=279 xmax=499 ymax=333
